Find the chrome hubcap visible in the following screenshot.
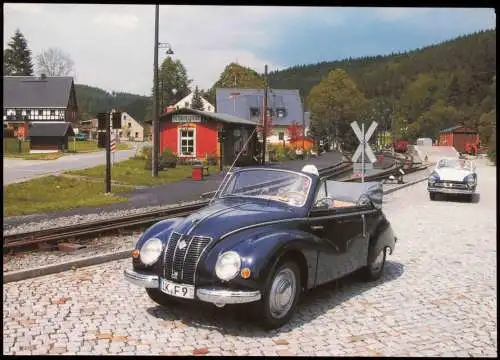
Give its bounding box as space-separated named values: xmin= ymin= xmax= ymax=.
xmin=269 ymin=268 xmax=296 ymax=319
xmin=371 ymin=249 xmax=385 ymax=273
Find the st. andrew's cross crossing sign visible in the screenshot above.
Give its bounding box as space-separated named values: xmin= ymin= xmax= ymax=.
xmin=351 ymin=121 xmax=378 ymax=182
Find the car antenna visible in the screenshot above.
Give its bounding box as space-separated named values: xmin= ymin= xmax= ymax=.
xmin=210 ymin=127 xmax=258 ymax=205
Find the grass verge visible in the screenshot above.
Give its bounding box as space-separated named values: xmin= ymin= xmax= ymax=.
xmin=4 ymin=152 xmax=65 ymax=160
xmin=3 ymin=175 xmax=130 ymax=217
xmin=66 ymin=159 xmax=220 ymax=187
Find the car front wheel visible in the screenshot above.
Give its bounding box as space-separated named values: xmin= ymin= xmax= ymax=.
xmin=364 ymin=247 xmax=387 ymax=281
xmin=256 ymin=260 xmax=301 ymax=329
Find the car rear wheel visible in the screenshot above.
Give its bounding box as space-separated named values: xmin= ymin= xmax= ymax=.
xmin=364 ymin=247 xmax=387 ymax=281
xmin=255 ymin=260 xmax=301 ymax=329
xmin=146 ymin=288 xmax=178 ymax=307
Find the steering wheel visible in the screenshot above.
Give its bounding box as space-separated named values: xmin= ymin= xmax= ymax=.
xmin=313 ymin=196 xmax=335 ymax=209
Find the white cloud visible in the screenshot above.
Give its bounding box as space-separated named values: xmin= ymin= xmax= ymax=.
xmin=5 ymin=3 xmax=43 ymax=14
xmin=373 ymin=7 xmax=432 ymax=21
xmin=93 ymin=13 xmax=140 ymax=30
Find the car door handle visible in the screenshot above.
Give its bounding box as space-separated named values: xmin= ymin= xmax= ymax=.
xmin=311 ymin=225 xmax=324 ymax=231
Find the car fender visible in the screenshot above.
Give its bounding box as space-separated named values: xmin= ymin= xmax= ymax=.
xmin=135 ymin=217 xmax=184 ymax=248
xmin=367 ymin=216 xmax=396 ymax=264
xmin=201 ymin=224 xmax=319 ymax=291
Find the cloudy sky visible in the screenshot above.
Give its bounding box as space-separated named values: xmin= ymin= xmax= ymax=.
xmin=3 ymin=4 xmax=495 ymax=96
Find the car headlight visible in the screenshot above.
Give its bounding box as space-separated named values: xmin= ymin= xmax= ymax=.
xmin=215 ymin=251 xmax=241 ymax=281
xmin=139 ymin=238 xmax=163 ymax=265
xmin=428 ymin=172 xmax=439 ymax=185
xmin=464 ymin=174 xmax=476 ymax=185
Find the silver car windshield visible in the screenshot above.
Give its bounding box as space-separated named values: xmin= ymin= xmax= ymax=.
xmin=437 ymin=159 xmax=472 ymax=170
xmin=219 ymin=169 xmax=312 ymax=207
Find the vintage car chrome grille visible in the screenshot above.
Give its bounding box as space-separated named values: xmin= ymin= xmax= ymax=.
xmin=435 ymin=181 xmax=468 ymax=189
xmin=162 ymin=232 xmax=213 ymax=285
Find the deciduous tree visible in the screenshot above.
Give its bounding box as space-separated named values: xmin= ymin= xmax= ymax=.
xmin=36 ymin=48 xmax=74 ymax=76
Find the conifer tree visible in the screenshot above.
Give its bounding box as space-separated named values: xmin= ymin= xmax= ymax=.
xmin=3 ymin=29 xmax=34 ymax=76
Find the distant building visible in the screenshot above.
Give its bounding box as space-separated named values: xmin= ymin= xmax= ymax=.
xmin=118 ymin=111 xmax=146 ymax=142
xmin=215 ymin=88 xmax=310 ymax=145
xmin=172 ymin=92 xmax=215 ymax=113
xmin=438 ymin=124 xmax=479 ymax=153
xmin=28 ymin=121 xmax=75 ymax=153
xmin=3 ymin=75 xmax=78 ymax=137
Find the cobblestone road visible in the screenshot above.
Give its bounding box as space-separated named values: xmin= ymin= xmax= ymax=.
xmin=3 ymin=161 xmax=496 ymax=356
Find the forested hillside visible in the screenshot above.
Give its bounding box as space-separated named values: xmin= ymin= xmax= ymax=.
xmin=267 ymin=29 xmax=496 ymax=158
xmin=75 ymin=84 xmax=150 ymax=122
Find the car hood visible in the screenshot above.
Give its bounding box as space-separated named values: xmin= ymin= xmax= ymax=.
xmin=435 ymin=168 xmax=473 ymax=181
xmin=169 ymin=197 xmax=302 ymax=240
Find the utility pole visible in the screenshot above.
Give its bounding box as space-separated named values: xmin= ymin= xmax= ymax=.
xmin=106 ymin=112 xmax=111 ymax=193
xmin=301 ymin=95 xmax=305 ymax=156
xmin=262 ymin=64 xmax=268 ymax=165
xmin=152 ymin=4 xmax=160 ymax=177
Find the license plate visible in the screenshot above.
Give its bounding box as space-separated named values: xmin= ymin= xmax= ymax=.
xmin=160 ymin=278 xmax=195 ymax=299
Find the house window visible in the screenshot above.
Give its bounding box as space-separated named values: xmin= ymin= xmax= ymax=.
xmin=278 ymin=132 xmax=285 ymax=141
xmin=250 ymin=108 xmax=259 ymax=117
xmin=185 ymin=102 xmax=190 ymax=108
xmin=135 ymin=132 xmax=138 ymax=138
xmin=26 ymin=110 xmax=31 ymax=115
xmin=38 ymin=110 xmax=43 ymax=116
xmin=276 ymin=108 xmax=287 ymax=118
xmin=119 ymin=131 xmax=123 ymax=137
xmin=123 ymin=115 xmax=127 ymax=120
xmin=179 ymin=129 xmax=195 ymax=156
xmin=50 ymin=110 xmax=56 ymax=116
xmin=16 ymin=110 xmax=21 ymax=116
xmin=128 ymin=122 xmax=131 ymax=128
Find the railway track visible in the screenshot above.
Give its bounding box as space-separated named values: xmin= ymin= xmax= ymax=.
xmin=3 ymin=156 xmax=420 ymax=252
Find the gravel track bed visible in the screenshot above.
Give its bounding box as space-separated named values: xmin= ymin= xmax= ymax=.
xmin=2 ymin=199 xmax=208 ymax=235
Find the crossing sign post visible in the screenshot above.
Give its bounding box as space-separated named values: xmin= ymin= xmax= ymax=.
xmin=351 ymin=120 xmax=378 ymax=183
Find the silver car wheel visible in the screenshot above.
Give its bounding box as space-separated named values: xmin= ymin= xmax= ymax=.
xmin=371 ymin=248 xmax=385 ymax=273
xmin=269 ymin=268 xmax=296 ymax=319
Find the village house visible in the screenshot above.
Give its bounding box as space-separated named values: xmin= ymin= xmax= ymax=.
xmin=171 ymin=91 xmax=215 ymax=112
xmin=3 ymin=74 xmax=78 ymax=138
xmin=118 ymin=111 xmax=146 ymax=142
xmin=215 ymin=88 xmax=310 ymax=147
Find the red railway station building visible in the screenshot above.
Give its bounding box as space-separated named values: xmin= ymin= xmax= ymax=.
xmin=438 ymin=124 xmax=479 ymax=154
xmin=158 ymin=108 xmax=258 ymax=166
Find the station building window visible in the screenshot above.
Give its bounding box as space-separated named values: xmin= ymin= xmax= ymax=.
xmin=179 ymin=128 xmax=195 ymax=156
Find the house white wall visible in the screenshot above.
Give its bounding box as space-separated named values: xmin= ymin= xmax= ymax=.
xmin=173 ymin=92 xmax=215 ymax=112
xmin=118 ymin=112 xmax=145 ymax=141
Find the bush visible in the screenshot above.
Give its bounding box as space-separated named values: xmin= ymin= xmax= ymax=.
xmin=269 ymin=144 xmax=286 ymax=162
xmin=160 ymin=148 xmax=178 ymax=168
xmin=206 ymin=152 xmax=219 ymax=166
xmin=134 ymin=145 xmax=152 ymax=160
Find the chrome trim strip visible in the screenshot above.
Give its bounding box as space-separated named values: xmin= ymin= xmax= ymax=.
xmin=163 ymin=231 xmax=181 ymax=278
xmin=180 ymin=234 xmax=196 ymax=280
xmin=219 ymin=209 xmax=378 ymax=240
xmin=124 ymin=269 xmax=159 ymax=288
xmin=192 ymin=236 xmax=213 ymax=285
xmin=186 ymin=203 xmax=243 ymax=236
xmin=428 ymin=188 xmax=475 ymax=195
xmin=170 ymin=232 xmax=182 ymax=279
xmin=196 ymin=288 xmax=261 ymax=304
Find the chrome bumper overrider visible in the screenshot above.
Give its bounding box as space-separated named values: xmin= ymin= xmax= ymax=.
xmin=124 ymin=269 xmax=159 ymax=288
xmin=124 ymin=269 xmax=262 ymax=305
xmin=428 ymin=187 xmax=475 ymax=194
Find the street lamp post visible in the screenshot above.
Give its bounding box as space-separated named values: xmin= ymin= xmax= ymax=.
xmin=152 ymin=4 xmax=174 ymax=177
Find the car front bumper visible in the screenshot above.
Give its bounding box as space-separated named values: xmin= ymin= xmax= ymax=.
xmin=428 ymin=187 xmax=475 ymax=195
xmin=124 ymin=269 xmax=261 ymax=305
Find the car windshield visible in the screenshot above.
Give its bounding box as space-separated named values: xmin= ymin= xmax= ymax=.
xmin=437 ymin=158 xmax=472 ymax=170
xmin=219 ymin=169 xmax=312 ymax=207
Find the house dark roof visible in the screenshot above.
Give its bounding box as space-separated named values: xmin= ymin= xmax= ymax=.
xmin=3 ymin=76 xmax=74 ymax=108
xmin=215 ymin=88 xmax=304 ymax=126
xmin=28 ymin=122 xmax=75 ymax=137
xmin=158 ymin=107 xmax=256 ymax=126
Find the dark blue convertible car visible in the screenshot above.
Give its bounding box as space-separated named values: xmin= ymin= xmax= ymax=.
xmin=124 ymin=164 xmax=397 ymax=329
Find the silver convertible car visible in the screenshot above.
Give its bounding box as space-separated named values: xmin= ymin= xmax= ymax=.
xmin=427 ymin=157 xmax=477 ymax=201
